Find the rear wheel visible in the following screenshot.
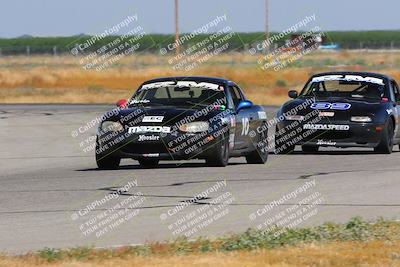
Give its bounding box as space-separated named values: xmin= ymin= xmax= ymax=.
xmin=138 ymin=158 xmax=159 ymax=168
xmin=301 ymin=145 xmax=319 ymax=153
xmin=205 ymin=134 xmax=229 ymax=167
xmin=374 ymin=120 xmax=394 ymax=154
xmin=274 ymin=126 xmax=295 ymax=154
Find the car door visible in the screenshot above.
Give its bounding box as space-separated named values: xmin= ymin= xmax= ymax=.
xmin=228 ymin=85 xmax=249 ymax=150
xmin=390 ymin=80 xmax=400 ymax=140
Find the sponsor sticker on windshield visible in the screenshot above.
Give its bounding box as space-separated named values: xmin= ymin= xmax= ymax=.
xmin=141 ymin=81 xmax=221 ymax=91
xmin=311 ymin=75 xmax=385 ymax=85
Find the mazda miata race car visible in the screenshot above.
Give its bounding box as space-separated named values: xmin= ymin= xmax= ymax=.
xmin=275 ymin=72 xmax=400 ymax=154
xmin=96 ymin=77 xmax=268 ymax=169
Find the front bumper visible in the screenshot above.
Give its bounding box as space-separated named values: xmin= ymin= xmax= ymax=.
xmin=276 ymin=120 xmax=385 ymax=148
xmin=96 ymin=129 xmax=224 ymax=160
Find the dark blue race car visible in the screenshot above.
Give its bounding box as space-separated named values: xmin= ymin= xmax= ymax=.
xmin=275 ymin=72 xmax=400 ymax=154
xmin=96 ymin=77 xmax=269 ymax=169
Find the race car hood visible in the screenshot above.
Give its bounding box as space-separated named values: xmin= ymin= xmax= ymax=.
xmin=116 ymin=106 xmax=226 ymax=127
xmin=280 ymin=96 xmax=389 ymax=120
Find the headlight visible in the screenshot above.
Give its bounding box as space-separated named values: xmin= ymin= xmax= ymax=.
xmin=284 ymin=115 xmax=304 ymax=121
xmin=351 ymin=116 xmax=372 ymax=122
xmin=179 ymin=121 xmax=209 ymax=133
xmin=101 ymin=121 xmax=124 ymax=132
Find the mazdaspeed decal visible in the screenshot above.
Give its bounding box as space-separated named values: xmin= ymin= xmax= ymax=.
xmin=303 ymin=124 xmax=350 ymax=131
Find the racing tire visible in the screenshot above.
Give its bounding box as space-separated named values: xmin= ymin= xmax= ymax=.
xmin=274 ymin=126 xmax=295 ymax=154
xmin=301 ymin=145 xmax=319 ymax=153
xmin=246 ymin=148 xmax=268 ymax=164
xmin=96 ymin=154 xmax=121 ymax=170
xmin=374 ymin=120 xmax=394 ymax=154
xmin=138 ymin=158 xmax=159 ymax=168
xmin=205 ymin=133 xmax=229 ymax=167
xmin=246 ymin=127 xmax=268 ymax=164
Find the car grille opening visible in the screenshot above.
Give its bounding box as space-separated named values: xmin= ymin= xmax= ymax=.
xmin=121 ymin=143 xmax=170 ymax=154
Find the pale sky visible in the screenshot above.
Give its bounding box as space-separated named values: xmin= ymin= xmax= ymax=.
xmin=0 ymin=0 xmax=399 ymax=38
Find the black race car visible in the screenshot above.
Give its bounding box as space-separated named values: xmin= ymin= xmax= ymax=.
xmin=275 ymin=72 xmax=400 ymax=154
xmin=95 ymin=77 xmax=269 ymax=169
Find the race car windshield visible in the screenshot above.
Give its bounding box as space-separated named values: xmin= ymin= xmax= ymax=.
xmin=301 ymin=79 xmax=386 ymax=100
xmin=130 ymin=85 xmax=226 ymax=108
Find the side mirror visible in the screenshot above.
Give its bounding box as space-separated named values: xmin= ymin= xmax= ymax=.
xmin=236 ymin=100 xmax=253 ymax=113
xmin=116 ymin=99 xmax=128 ymax=109
xmin=288 ymin=90 xmax=298 ymax=99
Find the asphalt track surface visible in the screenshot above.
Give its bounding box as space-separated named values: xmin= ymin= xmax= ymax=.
xmin=1 ymin=104 xmax=400 ymax=254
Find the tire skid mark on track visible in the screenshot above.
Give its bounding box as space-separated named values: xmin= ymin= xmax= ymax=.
xmin=297 ymin=168 xmax=400 ymax=179
xmin=0 ymin=155 xmax=92 ymax=160
xmin=2 ymin=203 xmax=400 ymax=215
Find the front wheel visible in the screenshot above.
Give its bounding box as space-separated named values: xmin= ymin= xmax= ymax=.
xmin=274 ymin=126 xmax=295 ymax=154
xmin=205 ymin=134 xmax=229 ymax=167
xmin=301 ymin=145 xmax=319 ymax=153
xmin=96 ymin=154 xmax=121 ymax=169
xmin=374 ymin=120 xmax=394 ymax=154
xmin=246 ymin=127 xmax=268 ymax=164
xmin=246 ymin=147 xmax=268 ymax=164
xmin=138 ymin=158 xmax=159 ymax=168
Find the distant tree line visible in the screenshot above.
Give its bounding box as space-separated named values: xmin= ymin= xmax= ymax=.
xmin=0 ymin=31 xmax=399 ymax=56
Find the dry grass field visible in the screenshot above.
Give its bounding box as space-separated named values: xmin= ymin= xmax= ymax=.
xmin=0 ymin=51 xmax=400 ymax=105
xmin=1 ymin=217 xmax=399 ymax=266
xmin=2 ymin=241 xmax=400 ymax=267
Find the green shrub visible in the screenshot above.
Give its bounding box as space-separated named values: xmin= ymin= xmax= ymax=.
xmin=35 ymin=218 xmax=400 ymax=262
